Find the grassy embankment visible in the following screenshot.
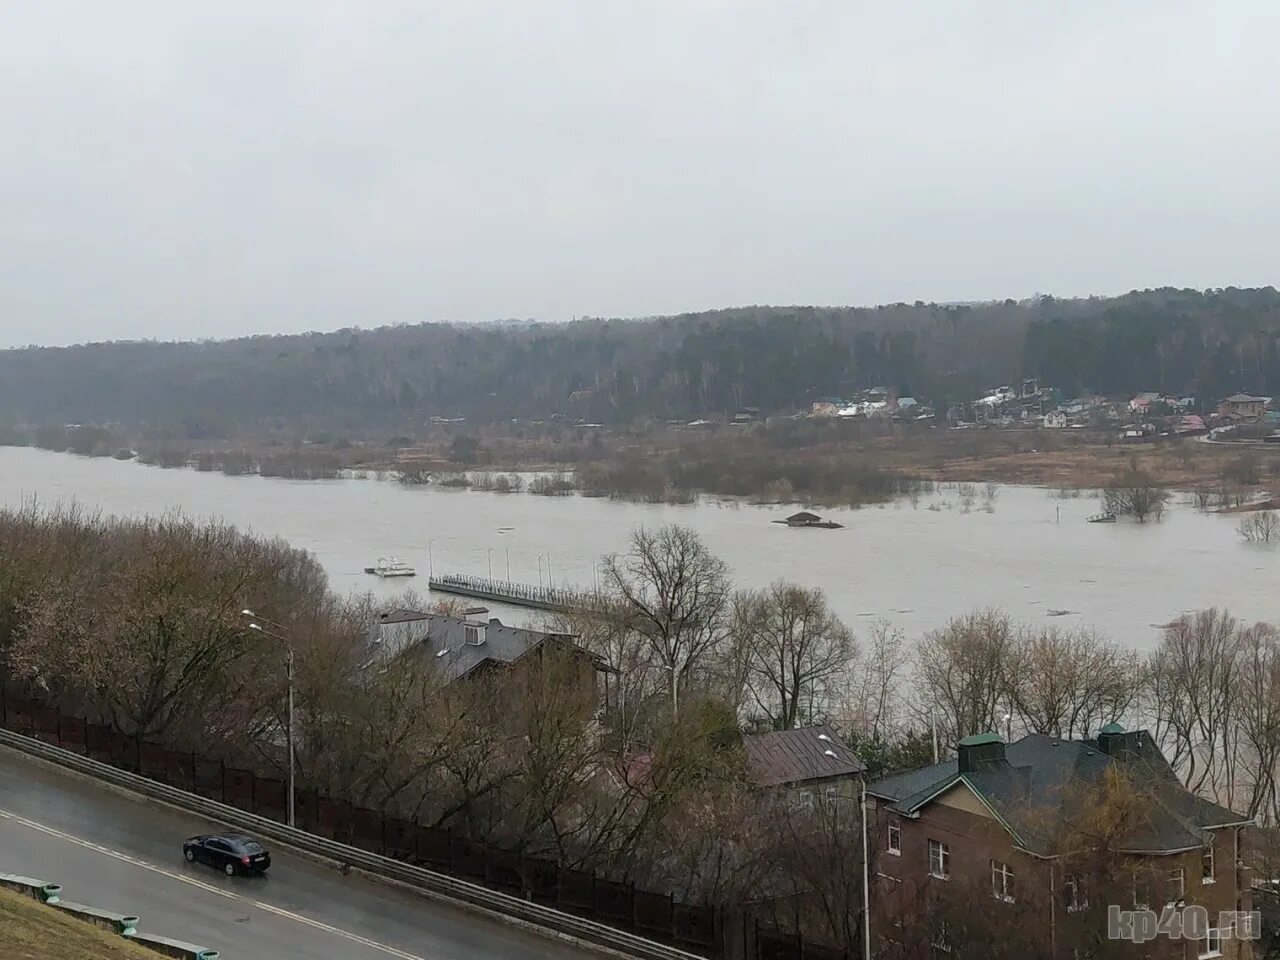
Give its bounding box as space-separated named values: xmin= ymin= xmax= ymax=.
xmin=0 ymin=887 xmax=158 ymax=960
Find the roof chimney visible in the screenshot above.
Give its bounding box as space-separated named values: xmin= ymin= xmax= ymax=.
xmin=1096 ymin=723 xmax=1147 ymax=758
xmin=957 ymin=732 xmax=1006 ymax=773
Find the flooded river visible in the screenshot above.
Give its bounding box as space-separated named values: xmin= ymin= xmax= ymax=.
xmin=2 ymin=447 xmax=1277 ymax=648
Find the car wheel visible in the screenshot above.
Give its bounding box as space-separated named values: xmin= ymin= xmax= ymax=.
xmin=224 ymin=862 xmax=236 ymax=876
xmin=184 ymin=848 xmax=195 ymax=863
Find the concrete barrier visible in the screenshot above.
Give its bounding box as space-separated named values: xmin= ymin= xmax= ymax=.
xmin=52 ymin=900 xmax=139 ymax=936
xmin=130 ymin=932 xmax=221 ymax=959
xmin=0 ymin=869 xmax=218 ymax=958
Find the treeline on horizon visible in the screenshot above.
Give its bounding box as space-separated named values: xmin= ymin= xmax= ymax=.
xmin=3 ymin=285 xmax=1279 ymax=439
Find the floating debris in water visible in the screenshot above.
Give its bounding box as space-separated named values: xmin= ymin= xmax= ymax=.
xmin=1047 ymin=609 xmax=1077 ymax=617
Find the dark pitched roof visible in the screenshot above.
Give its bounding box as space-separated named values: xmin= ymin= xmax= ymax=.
xmin=375 ymin=611 xmax=598 ymax=681
xmin=785 ymin=511 xmax=822 ymax=523
xmin=378 ymin=608 xmax=431 ymax=624
xmin=868 ymin=730 xmax=1248 ymax=856
xmin=743 ymin=725 xmax=865 ymax=787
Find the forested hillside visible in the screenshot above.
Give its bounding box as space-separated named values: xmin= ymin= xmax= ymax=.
xmin=2 ymin=287 xmax=1279 ymax=439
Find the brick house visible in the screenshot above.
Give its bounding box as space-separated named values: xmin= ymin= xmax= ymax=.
xmin=867 ymin=726 xmax=1253 ymax=959
xmin=1217 ymin=395 xmax=1270 ymax=422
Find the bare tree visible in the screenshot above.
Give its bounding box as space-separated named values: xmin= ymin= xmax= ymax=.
xmin=1103 ymin=465 xmax=1170 ymax=522
xmin=735 ymin=581 xmax=854 ymax=730
xmin=915 ymin=609 xmax=1017 ymax=746
xmin=1239 ymin=510 xmax=1280 ymax=543
xmin=1235 ymin=622 xmax=1280 ymax=822
xmin=839 ymin=619 xmax=907 ymax=742
xmin=1148 ymin=609 xmax=1243 ymax=801
xmin=601 ymin=525 xmax=731 ymax=717
xmin=1008 ymin=627 xmax=1142 ymax=740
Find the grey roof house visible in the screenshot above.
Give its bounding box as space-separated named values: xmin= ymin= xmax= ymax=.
xmin=868 ymin=724 xmax=1248 ymax=856
xmin=372 ymin=607 xmax=607 ymax=683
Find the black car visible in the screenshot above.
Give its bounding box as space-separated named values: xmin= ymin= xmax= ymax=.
xmin=183 ymin=833 xmax=271 ymax=876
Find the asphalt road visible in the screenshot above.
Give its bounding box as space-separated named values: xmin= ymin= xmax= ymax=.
xmin=0 ymin=745 xmax=600 ymax=960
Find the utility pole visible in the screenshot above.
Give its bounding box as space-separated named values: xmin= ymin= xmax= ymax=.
xmin=861 ymin=776 xmax=872 ymax=960
xmin=242 ymin=611 xmax=296 ymax=828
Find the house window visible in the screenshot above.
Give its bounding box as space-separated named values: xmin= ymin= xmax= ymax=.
xmin=796 ymin=790 xmax=815 ymax=811
xmin=1202 ymin=841 xmax=1216 ymax=884
xmin=931 ymin=920 xmax=952 ymax=954
xmin=887 ymin=818 xmax=901 ymax=856
xmin=929 ymin=839 xmax=950 ymax=880
xmin=1063 ymin=874 xmax=1086 ymax=912
xmin=1168 ymin=866 xmax=1185 ymax=903
xmin=824 ymin=785 xmax=839 ymax=802
xmin=991 ymin=860 xmax=1015 ymax=902
xmin=464 ymin=626 xmax=479 ymax=645
xmin=1133 ymin=872 xmax=1150 ymax=911
xmin=1199 ymin=927 xmax=1222 ymax=958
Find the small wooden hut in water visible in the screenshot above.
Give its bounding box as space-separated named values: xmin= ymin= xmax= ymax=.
xmin=773 ymin=511 xmax=843 ymax=529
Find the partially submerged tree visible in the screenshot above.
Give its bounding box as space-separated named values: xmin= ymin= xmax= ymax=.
xmin=1103 ymin=464 xmax=1170 ymax=522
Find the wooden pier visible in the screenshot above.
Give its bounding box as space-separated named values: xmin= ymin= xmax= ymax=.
xmin=428 ymin=573 xmax=603 ymax=614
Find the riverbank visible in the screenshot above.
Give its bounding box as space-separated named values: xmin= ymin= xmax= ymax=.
xmin=6 ymin=420 xmax=1278 ymax=505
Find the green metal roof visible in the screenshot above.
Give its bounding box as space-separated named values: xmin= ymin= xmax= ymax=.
xmin=1099 ymin=722 xmax=1126 ymax=734
xmin=957 ymin=731 xmax=1002 ymax=746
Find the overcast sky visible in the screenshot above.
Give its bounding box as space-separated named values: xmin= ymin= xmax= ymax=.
xmin=2 ymin=2 xmax=1277 ymax=348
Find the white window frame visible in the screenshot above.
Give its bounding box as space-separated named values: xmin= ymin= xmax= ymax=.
xmin=1168 ymin=866 xmax=1185 ymax=903
xmin=796 ymin=789 xmax=815 ymax=811
xmin=887 ymin=818 xmax=901 ymax=856
xmin=991 ymin=859 xmax=1015 ymax=902
xmin=931 ymin=919 xmax=952 ymax=954
xmin=1063 ymin=873 xmax=1086 ymax=913
xmin=1202 ymin=841 xmax=1216 ymax=884
xmin=1199 ymin=927 xmax=1222 ymax=959
xmin=929 ymin=839 xmax=950 ymax=880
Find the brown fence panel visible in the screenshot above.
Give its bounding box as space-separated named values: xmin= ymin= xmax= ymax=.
xmin=595 ymin=878 xmax=634 ymax=924
xmin=634 ymin=889 xmax=674 ymax=934
xmin=107 ymin=731 xmax=138 ymax=772
xmin=85 ymin=723 xmax=113 ymax=764
xmin=558 ymin=868 xmax=596 ymax=914
xmin=293 ymin=788 xmax=320 ymax=834
xmin=254 ymin=777 xmax=287 ymax=823
xmin=483 ymin=846 xmax=523 ymax=893
xmin=384 ymin=817 xmax=415 ymax=859
xmin=4 ymin=698 xmax=33 ymax=735
xmin=523 ymin=855 xmax=559 ymax=905
xmin=351 ymin=806 xmax=384 ymax=854
xmin=756 ymin=928 xmax=801 ymax=960
xmin=674 ymin=903 xmax=718 ymax=948
xmin=193 ymin=757 xmax=224 ymax=800
xmin=57 ymin=716 xmax=87 ymax=754
xmin=139 ymin=741 xmax=168 ymax=780
xmin=162 ymin=749 xmax=196 ymax=792
xmin=451 ymin=836 xmax=486 ymax=881
xmin=415 ymin=825 xmax=450 ymax=868
xmin=31 ymin=706 xmax=60 ymax=745
xmin=316 ymin=797 xmax=353 ymax=843
xmin=800 ymin=942 xmax=847 ymax=960
xmin=223 ymin=768 xmax=255 ymax=811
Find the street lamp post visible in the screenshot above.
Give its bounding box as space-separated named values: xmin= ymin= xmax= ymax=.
xmin=242 ymin=610 xmax=295 ymax=828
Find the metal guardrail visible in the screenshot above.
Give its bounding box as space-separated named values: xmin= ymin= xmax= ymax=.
xmin=0 ymin=728 xmax=705 ymax=960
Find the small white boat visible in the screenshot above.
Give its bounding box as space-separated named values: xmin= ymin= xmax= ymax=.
xmin=370 ymin=557 xmax=417 ymax=578
xmin=1087 ymin=512 xmax=1117 ymax=524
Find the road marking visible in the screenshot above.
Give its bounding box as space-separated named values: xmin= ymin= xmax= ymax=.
xmin=0 ymin=807 xmax=431 ymax=959
xmin=252 ymin=900 xmax=431 ymax=960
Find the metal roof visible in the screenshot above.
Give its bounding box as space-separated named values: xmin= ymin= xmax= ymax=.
xmin=868 ymin=730 xmax=1247 ymax=856
xmin=743 ymin=725 xmax=865 ymax=788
